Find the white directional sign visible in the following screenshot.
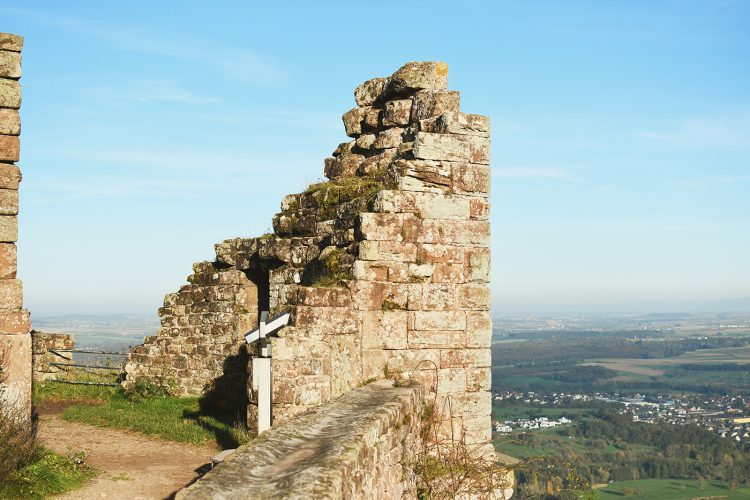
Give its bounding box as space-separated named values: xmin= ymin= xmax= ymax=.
xmin=244 ymin=310 xmax=290 ymax=434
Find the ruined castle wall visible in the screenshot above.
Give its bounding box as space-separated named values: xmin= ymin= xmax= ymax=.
xmin=124 ymin=62 xmax=492 ymax=457
xmin=0 ymin=32 xmax=31 ymax=422
xmin=177 ymin=380 xmax=427 ymax=499
xmin=31 ymin=331 xmax=75 ymax=381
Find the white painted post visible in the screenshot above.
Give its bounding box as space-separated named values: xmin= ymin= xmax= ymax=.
xmin=244 ymin=310 xmax=290 ymax=435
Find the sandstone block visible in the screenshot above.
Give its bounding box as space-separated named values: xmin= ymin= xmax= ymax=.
xmin=373 ymin=127 xmax=404 ymax=149
xmin=387 ymin=262 xmax=409 ymax=283
xmin=362 ymin=310 xmax=408 ymax=350
xmin=454 ymin=220 xmax=490 ymax=246
xmin=363 ymin=108 xmax=381 ymax=130
xmin=394 ymin=159 xmax=451 ymax=194
xmin=430 ymin=263 xmax=464 ymax=284
xmin=363 ymin=240 xmax=417 ymax=262
xmin=414 ymin=192 xmax=469 ymax=220
xmin=0 ymin=135 xmax=20 ymax=162
xmin=452 ymin=163 xmax=490 ymax=195
xmin=357 ymin=149 xmax=395 ymax=176
xmin=418 ymin=244 xmax=463 ymax=264
xmin=354 ymin=77 xmax=387 ymax=106
xmin=408 ymin=329 xmax=465 ymax=349
xmin=0 ymin=309 xmax=29 ymax=334
xmin=0 ymin=333 xmax=31 ymax=420
xmin=0 ymin=215 xmax=17 ymax=242
xmin=0 ymin=79 xmax=20 ymax=109
xmin=0 ymin=189 xmax=17 ymax=215
xmin=292 ymin=286 xmax=351 ymax=307
xmin=352 ymin=261 xmax=388 ymax=281
xmin=0 ymin=279 xmax=22 ymax=310
xmin=0 ymin=243 xmax=16 ymax=279
xmin=383 ymin=99 xmax=412 ymax=127
xmin=457 ymin=284 xmax=489 ymax=310
xmin=469 ymin=197 xmax=489 ymax=220
xmin=358 ymin=240 xmax=380 ymax=261
xmin=371 ymin=190 xmax=417 ymax=214
xmin=0 ymin=164 xmax=20 ymax=190
xmin=466 ymin=311 xmax=491 ymax=345
xmin=465 ymin=248 xmax=490 ymax=283
xmin=293 ymin=306 xmax=359 ymax=335
xmin=413 ymin=132 xmax=468 ymax=162
xmin=426 ymin=111 xmax=489 ymax=137
xmin=0 ymin=34 xmax=23 ymax=52
xmin=468 ymin=135 xmax=490 ymax=164
xmin=0 ymin=51 xmax=22 ymax=79
xmin=411 ymin=90 xmax=460 ymax=122
xmin=435 ymin=391 xmax=491 ymax=417
xmin=342 ymin=107 xmax=366 ymax=137
xmin=466 ymin=367 xmax=491 ymax=392
xmin=418 ymin=284 xmax=454 ymax=311
xmin=356 ymin=213 xmax=402 ymax=241
xmin=350 ymin=281 xmax=408 ymax=311
xmin=388 ymin=62 xmax=448 ymax=95
xmin=324 ymin=153 xmax=364 ymax=179
xmin=410 ymin=310 xmax=465 ymax=331
xmin=354 ymin=134 xmax=376 ymax=151
xmin=0 ymin=109 xmax=20 ymax=135
xmin=436 ymin=368 xmax=467 ymax=394
xmin=440 ymin=348 xmax=491 ymax=368
xmin=402 ymin=218 xmax=455 ymax=245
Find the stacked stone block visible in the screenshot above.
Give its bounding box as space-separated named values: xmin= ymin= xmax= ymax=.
xmin=0 ymin=32 xmax=31 ymax=422
xmin=123 ymin=265 xmax=259 ymax=395
xmin=125 ymin=62 xmax=492 ymax=458
xmin=31 ymin=331 xmax=75 ymax=381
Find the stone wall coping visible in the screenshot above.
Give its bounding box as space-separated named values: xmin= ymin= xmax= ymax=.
xmin=178 ymin=380 xmax=423 ymax=499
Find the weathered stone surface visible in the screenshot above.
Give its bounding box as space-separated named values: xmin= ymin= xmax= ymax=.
xmin=388 ymin=61 xmax=448 ymax=95
xmin=0 ymin=164 xmax=20 ymax=189
xmin=411 ymin=90 xmax=460 ymax=122
xmin=411 ymin=310 xmax=466 ymax=331
xmin=373 ymin=127 xmax=404 ymax=149
xmin=354 ymin=77 xmax=387 ymax=106
xmin=356 ymin=212 xmax=402 ymax=241
xmin=0 ymin=135 xmax=20 ymax=162
xmin=0 ymin=51 xmax=22 ymax=79
xmin=383 ymin=99 xmax=412 ymax=127
xmin=0 ymin=280 xmax=23 ymax=312
xmin=0 ymin=309 xmax=29 ymax=334
xmin=0 ymin=33 xmax=23 ymax=52
xmin=31 ymin=331 xmax=75 ymax=381
xmin=0 ymin=189 xmax=18 ymax=215
xmin=0 ymin=215 xmax=17 ymax=242
xmin=453 ymin=162 xmax=490 ymax=194
xmin=323 ymin=153 xmax=364 ymax=178
xmin=362 ymin=310 xmax=408 ymax=350
xmin=342 ymin=107 xmax=366 ymax=137
xmin=177 ymin=381 xmax=425 ymax=500
xmin=0 ymin=109 xmax=20 ymax=135
xmin=0 ymin=333 xmax=32 ymax=421
xmin=0 ymin=243 xmax=16 ymax=279
xmin=0 ymin=79 xmax=21 ymax=108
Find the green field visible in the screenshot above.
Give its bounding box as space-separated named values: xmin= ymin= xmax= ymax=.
xmin=598 ymin=478 xmax=750 ymax=499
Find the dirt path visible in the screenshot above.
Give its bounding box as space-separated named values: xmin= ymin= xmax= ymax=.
xmin=37 ymin=409 xmax=217 ymax=499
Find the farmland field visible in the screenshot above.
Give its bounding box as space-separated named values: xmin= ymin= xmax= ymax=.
xmin=598 ymin=478 xmax=750 ymax=499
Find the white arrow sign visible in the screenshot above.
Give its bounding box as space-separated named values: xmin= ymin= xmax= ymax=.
xmin=244 ymin=310 xmax=290 ymax=435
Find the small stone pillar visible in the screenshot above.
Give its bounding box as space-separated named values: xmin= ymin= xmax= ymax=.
xmin=0 ymin=32 xmax=32 ymax=422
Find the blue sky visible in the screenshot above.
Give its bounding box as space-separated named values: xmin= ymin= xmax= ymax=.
xmin=2 ymin=1 xmax=748 ymax=315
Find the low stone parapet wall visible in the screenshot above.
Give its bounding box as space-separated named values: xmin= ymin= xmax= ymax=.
xmin=31 ymin=331 xmax=75 ymax=381
xmin=178 ymin=380 xmax=426 ymax=499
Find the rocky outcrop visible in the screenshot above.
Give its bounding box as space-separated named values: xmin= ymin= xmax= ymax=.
xmin=0 ymin=32 xmax=31 ymax=423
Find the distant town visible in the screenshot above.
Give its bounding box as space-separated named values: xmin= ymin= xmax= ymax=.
xmin=493 ymin=390 xmax=750 ymax=441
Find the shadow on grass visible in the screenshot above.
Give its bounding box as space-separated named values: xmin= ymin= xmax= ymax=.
xmin=182 ymin=350 xmax=250 ymax=450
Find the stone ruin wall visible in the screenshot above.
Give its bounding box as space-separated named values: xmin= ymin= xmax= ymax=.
xmin=0 ymin=33 xmax=32 ymax=422
xmin=124 ymin=61 xmax=492 ymax=453
xmin=31 ymin=331 xmax=76 ymax=382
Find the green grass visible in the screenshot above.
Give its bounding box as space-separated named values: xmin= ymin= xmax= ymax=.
xmin=61 ymin=391 xmax=248 ymax=449
xmin=598 ymin=478 xmax=750 ymax=499
xmin=0 ymin=447 xmax=95 ymax=499
xmin=34 ymin=376 xmax=250 ymax=450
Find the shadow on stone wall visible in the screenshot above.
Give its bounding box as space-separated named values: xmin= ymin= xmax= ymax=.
xmin=182 ymin=349 xmax=249 ymax=449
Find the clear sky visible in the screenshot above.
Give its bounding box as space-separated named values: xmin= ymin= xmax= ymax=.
xmin=2 ymin=1 xmax=749 ymax=315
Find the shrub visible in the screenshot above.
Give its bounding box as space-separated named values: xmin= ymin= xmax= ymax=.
xmin=0 ymin=407 xmax=36 ymax=482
